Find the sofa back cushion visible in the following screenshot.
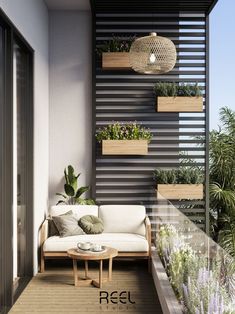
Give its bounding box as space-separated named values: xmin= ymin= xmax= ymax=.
xmin=49 ymin=205 xmax=98 ymax=220
xmin=99 ymin=205 xmax=146 ymax=236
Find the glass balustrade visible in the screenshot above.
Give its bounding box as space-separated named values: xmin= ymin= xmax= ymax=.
xmin=150 ymin=194 xmax=235 ymax=314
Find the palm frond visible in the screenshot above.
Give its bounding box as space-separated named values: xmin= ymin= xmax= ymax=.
xmin=218 ymin=214 xmax=235 ymax=257
xmin=220 ymin=106 xmax=235 ymax=136
xmin=210 ymin=183 xmax=235 ymax=215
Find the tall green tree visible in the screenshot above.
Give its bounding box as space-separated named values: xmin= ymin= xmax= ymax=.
xmin=209 ymin=107 xmax=235 ymax=257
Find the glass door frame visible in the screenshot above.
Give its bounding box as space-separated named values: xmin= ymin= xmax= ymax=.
xmin=0 ymin=9 xmax=34 ymax=313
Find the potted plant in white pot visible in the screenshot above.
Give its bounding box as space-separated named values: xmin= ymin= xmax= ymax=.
xmin=56 ymin=165 xmax=95 ymax=205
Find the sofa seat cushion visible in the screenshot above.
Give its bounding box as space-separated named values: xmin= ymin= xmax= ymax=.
xmin=43 ymin=233 xmax=148 ymax=252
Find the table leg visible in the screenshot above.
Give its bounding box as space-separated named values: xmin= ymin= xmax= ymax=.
xmin=99 ymin=260 xmax=103 ymax=288
xmin=108 ymin=258 xmax=113 ymax=281
xmin=85 ymin=260 xmax=89 ymax=279
xmin=73 ymin=259 xmax=78 ymax=287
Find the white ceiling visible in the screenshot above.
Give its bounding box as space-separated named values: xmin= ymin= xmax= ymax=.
xmin=44 ymin=0 xmax=90 ymax=10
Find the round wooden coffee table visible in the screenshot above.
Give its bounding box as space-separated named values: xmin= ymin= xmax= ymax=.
xmin=67 ymin=247 xmax=118 ymax=288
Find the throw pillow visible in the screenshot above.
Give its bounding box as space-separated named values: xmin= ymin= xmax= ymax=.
xmin=48 ymin=210 xmax=73 ymax=236
xmin=47 ymin=219 xmax=59 ymax=236
xmin=52 ymin=212 xmax=85 ymax=237
xmin=78 ymin=215 xmax=104 ymax=234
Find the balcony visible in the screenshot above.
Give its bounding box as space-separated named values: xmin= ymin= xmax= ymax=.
xmin=8 ymin=194 xmax=234 ymax=314
xmin=1 ymin=0 xmax=232 ymax=313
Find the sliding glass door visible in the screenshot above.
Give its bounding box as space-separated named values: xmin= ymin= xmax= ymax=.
xmin=0 ymin=12 xmax=33 ymax=313
xmin=0 ymin=20 xmax=13 ymax=314
xmin=13 ymin=41 xmax=31 ymax=289
xmin=0 ymin=21 xmax=5 ymax=314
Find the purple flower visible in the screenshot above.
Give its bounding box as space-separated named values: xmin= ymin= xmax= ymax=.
xmin=208 ymin=294 xmax=214 ymax=314
xmin=220 ymin=297 xmax=224 ymax=314
xmin=182 ymin=283 xmax=189 ymax=300
xmin=200 ymin=300 xmax=204 ymax=314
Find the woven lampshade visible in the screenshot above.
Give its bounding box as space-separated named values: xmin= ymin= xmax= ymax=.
xmin=129 ymin=32 xmax=177 ymax=74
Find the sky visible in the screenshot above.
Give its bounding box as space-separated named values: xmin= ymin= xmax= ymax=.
xmin=210 ymin=0 xmax=235 ymax=130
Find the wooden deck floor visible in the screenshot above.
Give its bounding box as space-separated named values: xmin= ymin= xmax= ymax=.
xmin=9 ymin=260 xmax=163 ymax=314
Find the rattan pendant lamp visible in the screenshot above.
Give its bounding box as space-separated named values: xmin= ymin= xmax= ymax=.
xmin=129 ymin=32 xmax=177 ymax=74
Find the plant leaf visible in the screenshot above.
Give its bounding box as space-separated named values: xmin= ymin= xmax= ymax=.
xmin=65 ymin=165 xmax=79 ymax=191
xmin=75 ymin=186 xmax=89 ymax=198
xmin=56 ymin=193 xmax=67 ymax=199
xmin=75 ymin=198 xmax=95 ymax=205
xmin=67 ymin=165 xmax=75 ymax=184
xmin=218 ymin=215 xmax=235 ymax=258
xmin=64 ymin=184 xmax=75 ymax=197
xmin=84 ymin=199 xmax=96 ymax=205
xmin=64 ymin=168 xmax=69 ymax=185
xmin=210 ymin=183 xmax=235 ymax=216
xmin=56 ymin=200 xmax=66 ymax=205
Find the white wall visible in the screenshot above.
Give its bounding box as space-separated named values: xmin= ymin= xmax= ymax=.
xmin=49 ymin=11 xmax=92 ymax=205
xmin=0 ymin=0 xmax=49 ymax=274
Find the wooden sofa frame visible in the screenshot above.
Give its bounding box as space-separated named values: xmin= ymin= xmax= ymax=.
xmin=39 ymin=216 xmax=152 ymax=273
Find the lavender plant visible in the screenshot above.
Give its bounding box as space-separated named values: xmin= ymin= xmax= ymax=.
xmin=157 ymin=224 xmax=235 ymax=314
xmin=183 ymin=268 xmax=233 ymax=314
xmin=95 ymin=122 xmax=152 ymax=143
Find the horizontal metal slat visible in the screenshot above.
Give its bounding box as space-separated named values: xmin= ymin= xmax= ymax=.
xmin=93 ymin=9 xmax=208 ymax=229
xmin=96 ymin=23 xmax=205 ymax=29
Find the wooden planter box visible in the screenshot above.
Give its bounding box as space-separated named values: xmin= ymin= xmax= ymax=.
xmin=102 ymin=140 xmax=148 ymax=155
xmin=102 ymin=52 xmax=131 ymax=69
xmin=152 ymin=250 xmax=183 ymax=314
xmin=156 ymin=184 xmax=204 ymax=200
xmin=156 ymin=96 xmax=203 ymax=112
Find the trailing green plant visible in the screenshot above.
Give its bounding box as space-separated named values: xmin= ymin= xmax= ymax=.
xmin=153 ymin=167 xmax=204 ymax=184
xmin=154 ymin=82 xmax=202 ymax=97
xmin=95 ymin=122 xmax=152 ymax=143
xmin=96 ymin=35 xmax=136 ymax=55
xmin=56 ymin=165 xmax=95 ymax=205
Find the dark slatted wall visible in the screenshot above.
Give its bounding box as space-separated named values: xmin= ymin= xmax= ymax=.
xmin=92 ymin=12 xmax=208 ymax=232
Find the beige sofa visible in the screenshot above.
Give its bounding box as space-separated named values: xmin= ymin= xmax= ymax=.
xmin=40 ymin=205 xmax=151 ymax=272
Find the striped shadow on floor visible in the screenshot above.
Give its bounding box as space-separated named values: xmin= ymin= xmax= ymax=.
xmin=9 ymin=260 xmax=163 ymax=314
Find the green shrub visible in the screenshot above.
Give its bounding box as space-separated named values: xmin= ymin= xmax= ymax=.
xmin=96 ymin=35 xmax=136 ymax=55
xmin=154 ymin=82 xmax=202 ymax=97
xmin=95 ymin=122 xmax=152 ymax=143
xmin=153 ymin=167 xmax=204 ymax=184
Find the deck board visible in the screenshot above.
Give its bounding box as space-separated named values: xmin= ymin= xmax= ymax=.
xmin=10 ymin=260 xmax=163 ymax=313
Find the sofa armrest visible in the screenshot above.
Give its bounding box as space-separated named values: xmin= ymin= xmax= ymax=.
xmin=39 ymin=219 xmax=48 ymax=250
xmin=39 ymin=219 xmax=48 ymax=272
xmin=145 ymin=216 xmax=152 ymax=252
